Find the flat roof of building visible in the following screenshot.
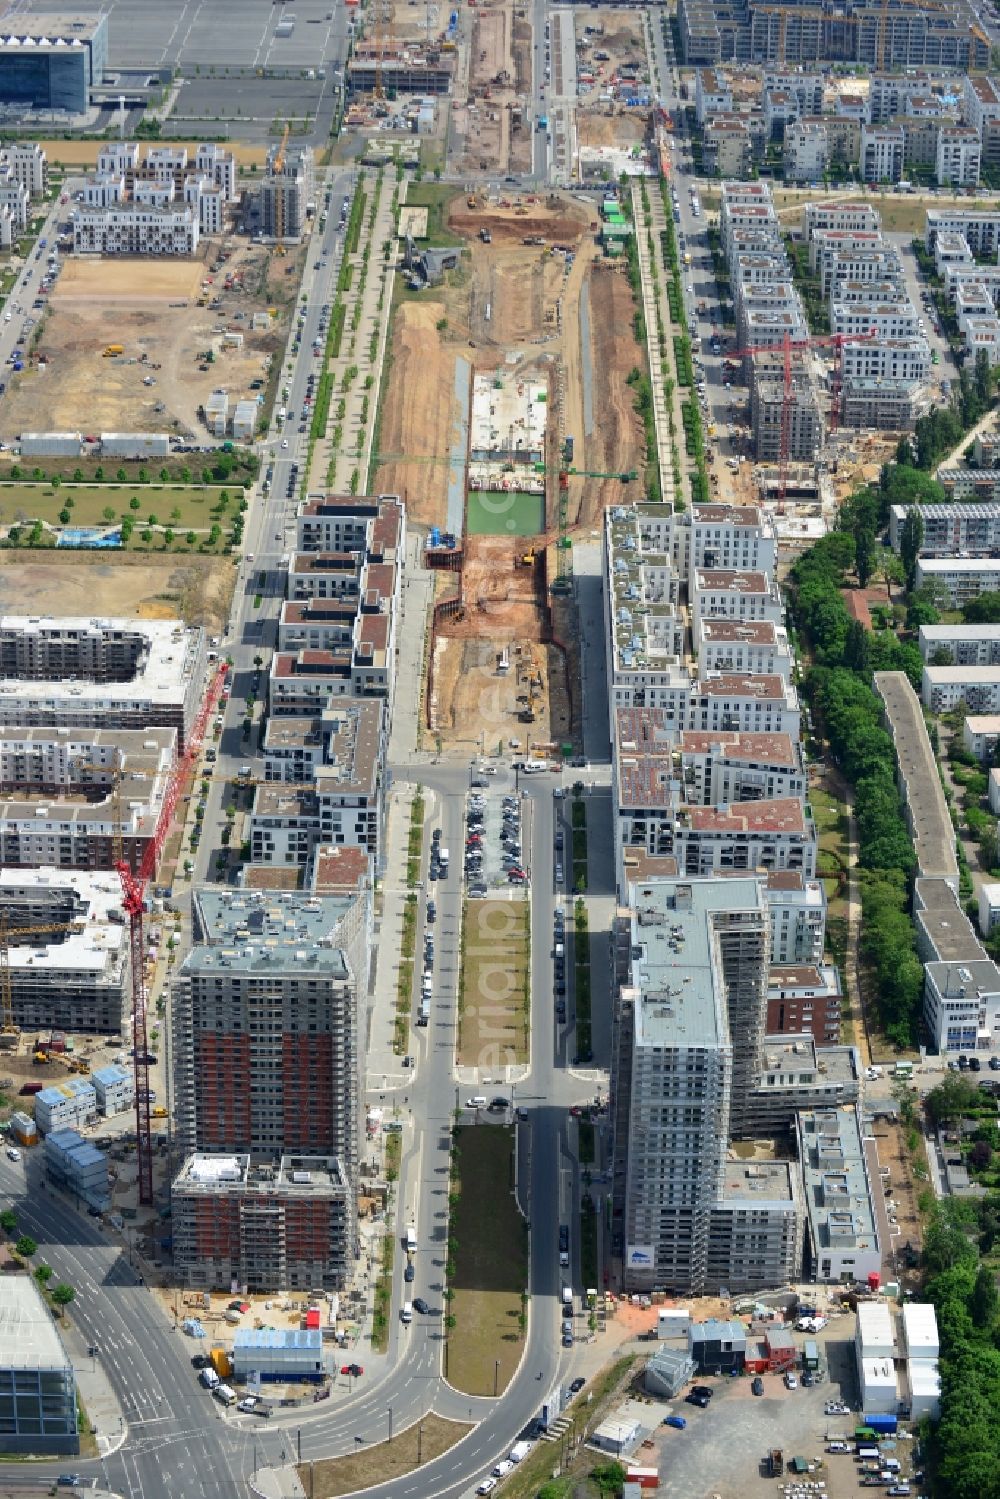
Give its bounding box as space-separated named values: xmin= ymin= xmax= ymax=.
xmin=682 ymin=796 xmax=806 ymax=836
xmin=915 ymin=876 xmax=985 ymax=964
xmin=678 ymin=729 xmax=799 ymax=766
xmin=187 ymin=889 xmax=354 ymax=978
xmin=694 ymin=567 xmax=770 ymax=593
xmin=0 ymin=867 xmax=128 ymax=976
xmin=920 ymin=624 xmax=1000 ymax=641
xmin=874 ymin=671 xmax=958 ymax=883
xmin=631 ymin=875 xmax=765 ymax=1051
xmin=698 ymin=619 xmax=781 ymax=647
xmin=174 ymin=1152 xmax=347 ymax=1194
xmin=924 ymin=664 xmax=1000 ymax=684
xmin=0 ymin=615 xmax=202 ymax=704
xmin=0 ymin=1275 xmax=71 ymax=1372
xmin=719 ymin=1157 xmax=798 ymax=1207
xmin=918 ymin=556 xmax=1000 ymax=573
xmin=797 ymin=1105 xmax=880 ymax=1262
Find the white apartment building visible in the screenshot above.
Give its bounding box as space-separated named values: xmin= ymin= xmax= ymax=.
xmin=797 ymin=1107 xmax=882 ymax=1285
xmin=934 ymin=230 xmax=973 ymax=275
xmin=613 ymin=877 xmax=798 ymax=1294
xmin=763 ymin=71 xmax=824 ymax=114
xmin=860 ymin=123 xmax=904 ymax=183
xmin=936 ymin=126 xmax=982 ymax=186
xmin=918 ymin=623 xmax=1000 ymax=664
xmin=963 ymin=73 xmax=1000 ymax=167
xmin=672 ymin=796 xmax=817 ymax=879
xmin=924 ymin=955 xmax=1000 ymax=1054
xmin=766 ymin=870 xmax=827 ymax=964
xmin=840 ymin=338 xmax=929 ymax=384
xmin=676 ymin=728 xmax=807 ymax=805
xmin=922 ymin=663 xmax=1000 ymax=713
xmin=926 ymin=208 xmax=1000 ymax=256
xmin=694 ymin=618 xmax=793 ymax=682
xmin=691 ymin=567 xmax=785 ymax=625
xmin=688 ymin=675 xmax=801 ymax=738
xmin=695 ymin=66 xmax=733 ymax=124
xmin=831 ymin=299 xmax=920 ymax=340
xmin=915 ymin=556 xmax=1000 ymax=606
xmin=890 ymin=503 xmax=1000 ymax=558
xmin=2 ymin=142 xmax=47 ymax=198
xmin=803 ymin=201 xmax=881 ymax=242
xmin=73 ymin=204 xmax=199 ymax=256
xmin=784 ymin=120 xmax=829 ymax=182
xmin=686 ymin=504 xmax=778 ymax=576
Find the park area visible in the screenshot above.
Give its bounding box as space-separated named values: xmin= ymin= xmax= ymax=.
xmin=0 ymin=481 xmax=243 ymax=544
xmin=447 ymin=1126 xmax=527 ymax=1396
xmin=458 ymin=898 xmax=530 ymax=1067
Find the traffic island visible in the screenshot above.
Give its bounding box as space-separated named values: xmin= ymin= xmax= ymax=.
xmin=457 ymin=898 xmax=530 ymax=1066
xmin=444 ymin=1125 xmax=528 ymax=1396
xmin=298 ymin=1414 xmax=471 ymax=1498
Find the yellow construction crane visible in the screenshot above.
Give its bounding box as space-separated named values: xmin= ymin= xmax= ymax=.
xmin=272 ymin=122 xmax=291 ymax=251
xmin=273 ymin=121 xmax=290 ymax=174
xmin=0 ymin=917 xmax=84 ymax=1048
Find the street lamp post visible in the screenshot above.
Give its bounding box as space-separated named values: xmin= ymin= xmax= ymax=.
xmin=494 ymin=1358 xmax=500 ymax=1397
xmin=388 ymin=1405 xmax=393 ymax=1444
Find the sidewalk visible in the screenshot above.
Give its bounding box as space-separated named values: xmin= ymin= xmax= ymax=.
xmin=59 ymin=1312 xmax=128 ymax=1458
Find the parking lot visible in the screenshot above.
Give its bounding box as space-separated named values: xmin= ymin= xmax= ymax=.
xmin=642 ymin=1327 xmax=922 ymax=1499
xmin=464 ymin=788 xmax=529 ymax=894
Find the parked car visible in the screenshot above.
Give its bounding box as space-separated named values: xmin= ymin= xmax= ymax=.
xmin=752 ymin=1377 xmax=765 ymax=1396
xmin=664 ymin=1415 xmax=687 ymax=1430
xmin=341 ymin=1363 xmax=364 ymax=1377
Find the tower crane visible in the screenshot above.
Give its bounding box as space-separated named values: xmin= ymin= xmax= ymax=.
xmin=732 ymin=328 xmax=877 ymax=496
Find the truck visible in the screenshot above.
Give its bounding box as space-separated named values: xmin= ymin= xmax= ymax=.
xmin=417 ymin=999 xmax=431 ymax=1026
xmin=864 ymin=1413 xmax=898 ymax=1435
xmin=509 ymin=1441 xmax=532 ymax=1463
xmin=537 ymin=115 xmax=548 ymax=131
xmin=404 ymin=1224 xmax=417 ymax=1253
xmin=768 ymin=1449 xmax=784 ymax=1477
xmin=103 ymin=344 xmax=124 ymax=357
xmin=522 ymin=759 xmax=550 ymax=774
xmin=437 ymin=847 xmax=450 ymax=872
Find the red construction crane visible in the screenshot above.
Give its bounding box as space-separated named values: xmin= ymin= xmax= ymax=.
xmin=732 ymin=328 xmax=878 ymax=496
xmin=111 ymin=662 xmax=227 ymax=1206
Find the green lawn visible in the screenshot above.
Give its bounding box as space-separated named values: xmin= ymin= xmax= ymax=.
xmin=400 ymin=182 xmax=466 ymax=248
xmin=458 ymin=898 xmax=529 ymax=1067
xmin=466 ymin=490 xmax=545 ymax=537
xmin=448 ymin=1126 xmax=528 ymax=1396
xmin=0 ymin=482 xmax=243 ymax=532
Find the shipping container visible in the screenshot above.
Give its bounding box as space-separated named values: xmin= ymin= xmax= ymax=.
xmin=210 ymin=1347 xmax=233 ymax=1379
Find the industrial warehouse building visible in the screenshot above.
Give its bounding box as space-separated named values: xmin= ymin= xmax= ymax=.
xmin=0 ymin=14 xmax=107 ymax=115
xmin=0 ymin=1277 xmax=79 ymax=1455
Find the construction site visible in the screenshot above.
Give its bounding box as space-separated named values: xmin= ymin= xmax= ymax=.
xmin=0 ymin=238 xmax=301 ymax=447
xmin=375 ymin=187 xmax=646 ymax=752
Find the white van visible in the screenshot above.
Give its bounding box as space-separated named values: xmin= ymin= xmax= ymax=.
xmin=401 ymin=1301 xmax=413 ymax=1324
xmin=213 ymin=1384 xmax=237 ymax=1407
xmin=199 ymin=1367 xmax=220 ymax=1390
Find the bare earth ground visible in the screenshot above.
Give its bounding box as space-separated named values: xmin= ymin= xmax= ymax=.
xmin=576 ymin=111 xmax=647 ymax=148
xmin=1 ymin=243 xmax=291 ymax=443
xmin=583 ymin=262 xmax=646 ymax=522
xmin=380 ymin=191 xmax=640 ymax=752
xmin=372 ymin=299 xmax=458 ymax=528
xmin=0 ymin=553 xmax=237 ymax=634
xmin=39 ymin=139 xmax=269 ymax=170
